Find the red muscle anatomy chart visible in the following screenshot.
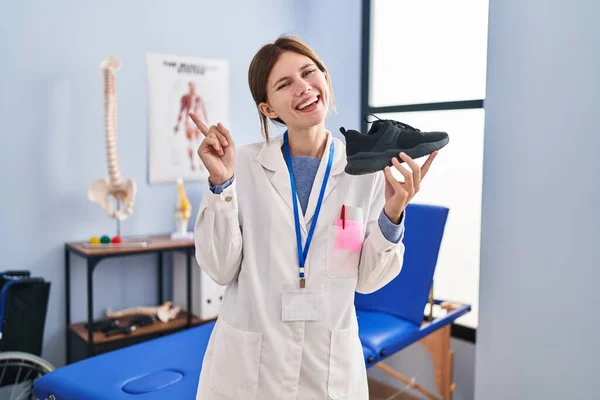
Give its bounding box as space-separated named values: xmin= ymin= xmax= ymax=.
xmin=146 ymin=53 xmax=229 ymax=184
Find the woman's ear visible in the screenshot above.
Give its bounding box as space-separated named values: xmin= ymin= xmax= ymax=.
xmin=259 ymin=102 xmax=278 ymax=120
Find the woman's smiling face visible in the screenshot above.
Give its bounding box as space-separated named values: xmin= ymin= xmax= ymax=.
xmin=259 ymin=51 xmax=330 ymax=130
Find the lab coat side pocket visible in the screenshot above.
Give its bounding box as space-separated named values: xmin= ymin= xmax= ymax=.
xmin=209 ymin=318 xmax=263 ymax=399
xmin=328 ymin=328 xmax=357 ymax=399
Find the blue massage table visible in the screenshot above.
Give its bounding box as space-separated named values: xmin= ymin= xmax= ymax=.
xmin=34 ymin=203 xmax=470 ymax=400
xmin=356 ymin=203 xmax=470 ymax=367
xmin=34 ymin=320 xmax=216 ymax=399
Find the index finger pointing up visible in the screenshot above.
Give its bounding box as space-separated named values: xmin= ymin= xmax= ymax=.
xmin=189 ymin=112 xmax=209 ymax=136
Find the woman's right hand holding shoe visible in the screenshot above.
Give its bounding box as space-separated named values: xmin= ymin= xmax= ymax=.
xmin=189 ymin=113 xmax=236 ymax=186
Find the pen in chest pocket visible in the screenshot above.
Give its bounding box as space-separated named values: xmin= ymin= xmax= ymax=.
xmin=341 ymin=204 xmax=346 ymax=229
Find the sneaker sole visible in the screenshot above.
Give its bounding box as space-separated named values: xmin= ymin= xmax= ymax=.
xmin=344 ymin=136 xmax=449 ymax=175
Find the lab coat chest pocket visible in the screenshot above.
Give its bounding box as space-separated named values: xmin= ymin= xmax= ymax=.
xmin=209 ymin=318 xmax=263 ymax=399
xmin=327 ymin=205 xmax=364 ymax=278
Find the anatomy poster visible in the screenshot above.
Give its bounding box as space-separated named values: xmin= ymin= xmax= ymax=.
xmin=146 ymin=52 xmax=229 ymax=184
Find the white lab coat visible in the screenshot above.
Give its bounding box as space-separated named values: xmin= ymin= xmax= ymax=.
xmin=194 ymin=131 xmax=405 ymax=400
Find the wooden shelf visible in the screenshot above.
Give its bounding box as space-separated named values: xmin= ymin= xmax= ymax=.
xmin=65 ymin=234 xmax=199 ymax=363
xmin=69 ymin=311 xmax=207 ymax=345
xmin=66 ymin=234 xmax=193 ymax=258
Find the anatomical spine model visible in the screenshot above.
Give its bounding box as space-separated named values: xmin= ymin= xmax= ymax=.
xmin=87 ymin=55 xmax=137 ymax=220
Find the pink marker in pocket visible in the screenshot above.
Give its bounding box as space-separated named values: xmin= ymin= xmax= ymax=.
xmin=334 ymin=205 xmax=363 ymax=251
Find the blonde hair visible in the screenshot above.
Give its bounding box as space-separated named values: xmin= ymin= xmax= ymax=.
xmin=247 ymin=35 xmax=336 ymax=140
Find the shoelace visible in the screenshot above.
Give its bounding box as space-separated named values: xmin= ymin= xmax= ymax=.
xmin=363 ymin=114 xmax=421 ymax=132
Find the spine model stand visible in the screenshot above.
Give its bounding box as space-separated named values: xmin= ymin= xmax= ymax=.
xmin=87 ymin=55 xmax=137 ymax=221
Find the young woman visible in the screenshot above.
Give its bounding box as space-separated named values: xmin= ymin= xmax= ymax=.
xmin=190 ymin=36 xmax=436 ymax=400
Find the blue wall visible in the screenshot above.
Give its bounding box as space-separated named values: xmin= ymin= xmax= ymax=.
xmin=0 ymin=0 xmax=306 ymax=367
xmin=476 ymin=0 xmax=600 ymax=397
xmin=302 ymin=0 xmax=363 ymax=139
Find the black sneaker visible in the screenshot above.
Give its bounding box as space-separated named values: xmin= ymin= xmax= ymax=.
xmin=340 ymin=115 xmax=449 ymax=175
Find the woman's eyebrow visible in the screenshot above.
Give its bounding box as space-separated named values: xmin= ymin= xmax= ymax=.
xmin=273 ymin=64 xmax=315 ymax=88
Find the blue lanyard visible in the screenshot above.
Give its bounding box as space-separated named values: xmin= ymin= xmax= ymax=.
xmin=283 ymin=131 xmax=334 ymax=288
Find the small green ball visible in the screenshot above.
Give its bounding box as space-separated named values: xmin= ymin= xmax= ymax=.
xmin=100 ymin=235 xmax=111 ymax=244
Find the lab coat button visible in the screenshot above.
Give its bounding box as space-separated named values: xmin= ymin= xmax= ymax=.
xmin=224 ymin=196 xmax=232 ymax=202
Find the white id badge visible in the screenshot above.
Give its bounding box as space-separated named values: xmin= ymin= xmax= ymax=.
xmin=281 ymin=285 xmax=324 ymax=322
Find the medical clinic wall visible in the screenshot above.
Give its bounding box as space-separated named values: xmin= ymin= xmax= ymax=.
xmin=476 ymin=0 xmax=600 ymax=397
xmin=0 ymin=0 xmax=303 ymax=367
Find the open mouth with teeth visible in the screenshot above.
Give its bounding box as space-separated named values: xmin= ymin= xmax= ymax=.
xmin=296 ymin=95 xmax=321 ymax=112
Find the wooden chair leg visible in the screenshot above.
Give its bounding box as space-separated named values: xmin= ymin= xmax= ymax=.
xmin=374 ymin=362 xmax=441 ymax=400
xmin=419 ymin=324 xmax=454 ymax=400
xmin=374 ymin=323 xmax=456 ymax=400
